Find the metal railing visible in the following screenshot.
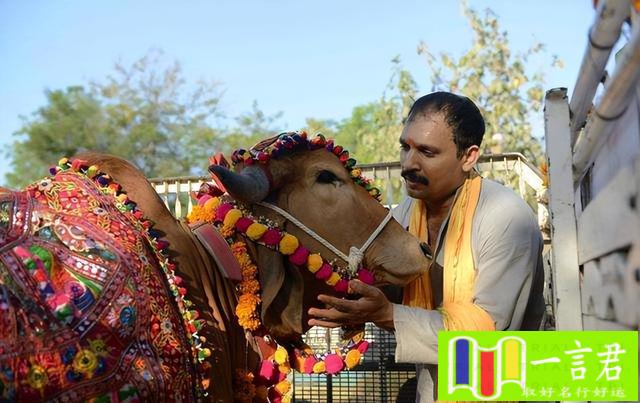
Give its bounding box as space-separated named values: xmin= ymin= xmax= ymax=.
xmin=150 ymin=152 xmax=547 ymax=231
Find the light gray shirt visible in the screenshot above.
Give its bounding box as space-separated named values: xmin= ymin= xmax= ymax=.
xmin=391 ymin=178 xmax=545 ymax=403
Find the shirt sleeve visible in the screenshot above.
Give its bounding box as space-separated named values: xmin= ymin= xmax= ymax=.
xmin=472 ymin=196 xmax=542 ymax=330
xmin=393 ymin=304 xmax=444 ymax=364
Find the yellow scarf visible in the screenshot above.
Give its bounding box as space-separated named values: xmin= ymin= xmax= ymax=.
xmin=403 ymin=174 xmax=497 ymax=403
xmin=402 ymin=173 xmax=494 ymax=331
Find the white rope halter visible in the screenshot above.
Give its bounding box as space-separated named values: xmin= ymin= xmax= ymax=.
xmin=256 ymin=201 xmax=394 ymax=276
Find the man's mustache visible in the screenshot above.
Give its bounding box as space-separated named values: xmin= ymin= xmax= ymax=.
xmin=401 ymin=170 xmax=430 ymax=186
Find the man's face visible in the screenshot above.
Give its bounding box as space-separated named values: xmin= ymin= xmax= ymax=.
xmin=399 ymin=112 xmax=467 ymax=202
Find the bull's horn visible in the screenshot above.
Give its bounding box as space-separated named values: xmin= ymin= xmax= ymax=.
xmin=208 ymin=164 xmax=270 ymax=203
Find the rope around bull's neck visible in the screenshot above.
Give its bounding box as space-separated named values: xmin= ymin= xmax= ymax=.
xmin=256 ymin=201 xmax=394 ymax=276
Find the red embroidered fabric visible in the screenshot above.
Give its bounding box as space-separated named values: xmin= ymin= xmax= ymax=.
xmin=0 ymin=169 xmax=198 ymax=401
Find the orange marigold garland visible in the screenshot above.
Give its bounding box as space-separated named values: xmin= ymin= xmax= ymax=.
xmin=187 ymin=194 xmax=372 ymax=403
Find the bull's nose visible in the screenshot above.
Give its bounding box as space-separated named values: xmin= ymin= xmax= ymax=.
xmin=419 ymin=242 xmax=433 ymax=259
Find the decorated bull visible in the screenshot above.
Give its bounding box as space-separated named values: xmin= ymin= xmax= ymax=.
xmin=0 ymin=132 xmax=430 ymax=402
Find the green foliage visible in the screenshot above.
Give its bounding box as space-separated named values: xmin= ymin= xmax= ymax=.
xmin=417 ymin=1 xmax=561 ymax=162
xmin=334 ymin=57 xmax=417 ymax=163
xmin=218 ymin=100 xmax=284 ymax=153
xmin=7 ymin=87 xmax=106 ymax=186
xmin=6 ymin=2 xmax=559 ymax=188
xmin=6 ymin=51 xmax=224 ymax=187
xmin=330 ymin=2 xmax=560 ymax=166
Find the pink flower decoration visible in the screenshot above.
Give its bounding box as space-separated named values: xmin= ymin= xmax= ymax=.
xmin=261 ymin=228 xmax=282 ymax=246
xmin=334 ymin=279 xmax=349 ymax=293
xmin=288 ymin=246 xmax=310 ymax=266
xmin=303 ymin=356 xmax=318 ymax=374
xmin=215 ymin=203 xmax=233 ymax=222
xmin=325 ymin=354 xmax=344 ymax=374
xmin=197 ymin=194 xmax=212 ymax=206
xmin=235 ymin=217 xmax=254 ymax=233
xmin=357 ymin=340 xmax=370 ymax=354
xmin=357 ymin=269 xmax=375 ymax=285
xmin=257 ymin=360 xmax=278 ymax=384
xmin=315 ymin=263 xmax=333 ymax=280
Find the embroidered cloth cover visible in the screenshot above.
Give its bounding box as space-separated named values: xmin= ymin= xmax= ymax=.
xmin=0 ymin=169 xmax=198 ymax=402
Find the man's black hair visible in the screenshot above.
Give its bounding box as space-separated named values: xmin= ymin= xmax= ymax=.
xmin=406 ymin=91 xmax=485 ymax=158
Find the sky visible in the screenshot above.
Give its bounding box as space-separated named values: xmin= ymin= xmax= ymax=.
xmin=0 ymin=0 xmax=597 ymax=186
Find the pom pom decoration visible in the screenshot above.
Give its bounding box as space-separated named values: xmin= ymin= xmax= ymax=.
xmin=246 ymin=222 xmax=267 ymax=240
xmin=235 ymin=217 xmax=254 ymax=233
xmin=307 ymin=253 xmax=323 ymax=272
xmin=326 ymin=272 xmax=341 ymax=286
xmin=223 ymin=209 xmax=242 ymax=228
xmin=345 ymin=349 xmax=362 ymax=369
xmin=186 ymin=132 xmax=383 ymax=397
xmin=274 ymin=346 xmax=289 ymax=365
xmin=288 ymin=246 xmax=309 ymax=266
xmin=315 ymin=263 xmax=333 ymax=280
xmin=279 ymin=234 xmax=299 ymax=255
xmin=261 ymin=228 xmax=282 ymax=246
xmin=334 ymin=279 xmax=349 ymax=293
xmin=357 ymin=269 xmax=376 ymax=285
xmin=324 ymin=354 xmax=345 ymax=375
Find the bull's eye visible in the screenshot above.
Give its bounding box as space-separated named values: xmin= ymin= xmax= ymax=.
xmin=316 ymin=170 xmax=339 ymax=184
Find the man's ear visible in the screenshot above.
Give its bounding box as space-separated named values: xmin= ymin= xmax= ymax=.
xmin=461 ymin=145 xmax=480 ymax=172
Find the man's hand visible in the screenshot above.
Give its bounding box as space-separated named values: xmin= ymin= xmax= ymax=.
xmin=307 ymin=280 xmax=395 ymax=332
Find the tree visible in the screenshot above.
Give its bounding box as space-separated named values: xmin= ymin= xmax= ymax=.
xmin=218 ymin=100 xmax=284 ymax=154
xmin=418 ymin=1 xmax=562 ymax=162
xmin=6 ymin=86 xmax=106 ymax=186
xmin=92 ymin=50 xmax=224 ymax=177
xmin=6 ymin=50 xmax=224 ymax=187
xmin=330 ymin=2 xmax=560 ymax=166
xmin=335 ymin=57 xmax=417 ymax=163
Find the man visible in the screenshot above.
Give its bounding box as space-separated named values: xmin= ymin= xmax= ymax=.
xmin=308 ymin=92 xmax=545 ymax=402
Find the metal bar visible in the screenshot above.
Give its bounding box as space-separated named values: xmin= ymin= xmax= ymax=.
xmin=573 ymin=19 xmax=640 ymax=180
xmin=161 ymin=181 xmax=170 ymax=211
xmin=517 ymin=159 xmax=526 ymax=199
xmin=174 ymin=182 xmax=182 ymax=218
xmin=187 ymin=180 xmax=193 ymax=215
xmin=570 ymin=0 xmax=630 ymax=144
xmin=385 ymin=166 xmax=394 ymax=206
xmin=544 ymin=87 xmax=584 ymax=330
xmin=151 ymin=154 xmax=546 ymax=220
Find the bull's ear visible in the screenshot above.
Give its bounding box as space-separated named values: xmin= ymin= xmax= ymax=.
xmin=245 ymin=241 xmax=304 ymax=339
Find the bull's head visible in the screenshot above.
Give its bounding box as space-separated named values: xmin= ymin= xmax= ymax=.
xmin=209 ymin=136 xmax=430 ymax=340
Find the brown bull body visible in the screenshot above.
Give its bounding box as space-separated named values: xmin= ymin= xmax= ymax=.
xmin=0 ymin=140 xmax=429 ymax=401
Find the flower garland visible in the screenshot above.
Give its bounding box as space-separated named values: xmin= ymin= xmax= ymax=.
xmin=51 ymin=158 xmax=211 ymax=395
xmin=188 ymin=193 xmax=373 ymax=403
xmin=190 ymin=133 xmax=382 ymax=401
xmin=231 ymin=131 xmax=382 ymax=201
xmin=188 ymin=196 xmax=376 ymax=296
